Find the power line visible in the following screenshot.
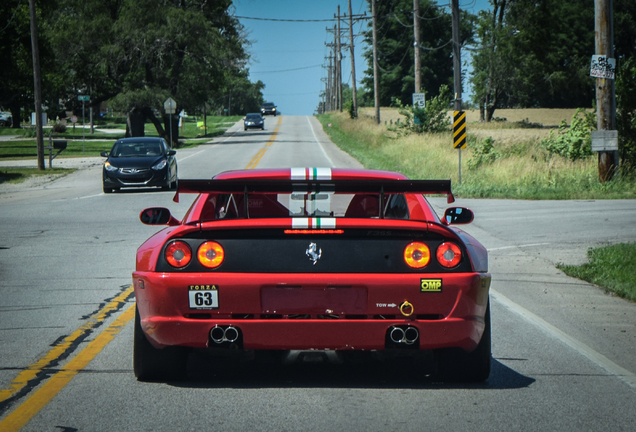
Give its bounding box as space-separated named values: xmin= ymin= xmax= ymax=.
xmin=235 ymin=15 xmax=337 ymax=23
xmin=0 ymin=0 xmax=24 ymax=33
xmin=251 ymin=64 xmax=322 ymax=74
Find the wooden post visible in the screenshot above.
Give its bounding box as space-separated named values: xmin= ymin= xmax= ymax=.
xmin=452 ymin=0 xmax=463 ymax=184
xmin=29 ymin=0 xmax=44 ymax=170
xmin=372 ymin=0 xmax=381 ymax=124
xmin=348 ymin=0 xmax=358 ymax=118
xmin=595 ymin=0 xmax=617 ymax=182
xmin=414 ymin=0 xmax=421 ymax=94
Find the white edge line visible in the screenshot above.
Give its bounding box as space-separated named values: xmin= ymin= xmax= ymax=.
xmin=488 ymin=243 xmax=551 ymax=252
xmin=491 ymin=288 xmax=636 ymax=391
xmin=306 ymin=116 xmax=335 ymax=168
xmin=177 ymin=149 xmax=205 ymax=162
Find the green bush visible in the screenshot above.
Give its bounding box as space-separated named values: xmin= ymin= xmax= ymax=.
xmin=468 ymin=137 xmax=501 ymax=169
xmin=388 ymin=85 xmax=451 ymax=136
xmin=541 ymin=108 xmax=595 ymax=161
xmin=616 ymin=57 xmax=636 ymax=173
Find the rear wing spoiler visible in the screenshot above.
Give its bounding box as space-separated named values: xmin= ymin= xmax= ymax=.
xmin=174 ymin=179 xmax=455 ymax=204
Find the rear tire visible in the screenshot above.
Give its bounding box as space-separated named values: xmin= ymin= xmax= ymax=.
xmin=436 ymin=301 xmax=491 ymax=383
xmin=133 ymin=306 xmax=188 ymax=382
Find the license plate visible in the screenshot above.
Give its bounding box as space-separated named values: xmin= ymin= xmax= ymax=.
xmin=188 ymin=285 xmax=219 ymax=309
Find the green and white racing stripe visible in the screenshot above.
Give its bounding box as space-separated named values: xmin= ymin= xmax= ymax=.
xmin=291 ymin=218 xmax=337 ymax=229
xmin=291 ymin=167 xmax=332 ymax=180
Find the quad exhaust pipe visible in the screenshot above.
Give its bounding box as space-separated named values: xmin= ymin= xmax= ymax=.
xmin=389 ymin=325 xmax=419 ymax=345
xmin=210 ymin=325 xmax=240 ymax=344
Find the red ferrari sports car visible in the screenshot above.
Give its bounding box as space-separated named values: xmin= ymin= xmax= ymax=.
xmin=133 ymin=168 xmax=491 ymax=382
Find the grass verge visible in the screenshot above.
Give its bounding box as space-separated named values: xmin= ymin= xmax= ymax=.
xmin=0 ymin=116 xmax=242 ymax=161
xmin=0 ymin=167 xmax=76 ymax=185
xmin=317 ymin=111 xmax=636 ymax=200
xmin=557 ymin=243 xmax=636 ymax=302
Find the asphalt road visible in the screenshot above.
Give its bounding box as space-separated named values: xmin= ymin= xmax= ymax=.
xmin=1 ymin=116 xmax=635 ymax=431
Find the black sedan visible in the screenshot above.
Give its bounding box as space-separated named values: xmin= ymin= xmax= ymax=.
xmin=244 ymin=113 xmax=265 ymax=131
xmin=100 ymin=137 xmax=178 ymax=193
xmin=260 ymin=102 xmax=277 ymax=116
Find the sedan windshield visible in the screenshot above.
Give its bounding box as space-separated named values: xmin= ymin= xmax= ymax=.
xmin=112 ymin=141 xmax=163 ymax=157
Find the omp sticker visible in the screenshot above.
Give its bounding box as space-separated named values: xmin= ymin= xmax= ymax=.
xmin=291 ymin=218 xmax=336 ymax=229
xmin=420 ymin=279 xmax=443 ymax=293
xmin=290 ymin=167 xmax=332 ymax=180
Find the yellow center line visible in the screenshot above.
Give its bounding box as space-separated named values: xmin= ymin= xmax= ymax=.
xmin=0 ymin=285 xmax=134 ymax=404
xmin=245 ymin=116 xmax=283 ymax=169
xmin=0 ymin=114 xmax=283 ymax=428
xmin=0 ymin=304 xmax=136 ymax=432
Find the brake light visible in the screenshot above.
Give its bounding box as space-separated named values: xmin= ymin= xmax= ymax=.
xmin=404 ymin=242 xmax=430 ymax=268
xmin=436 ymin=242 xmax=462 ymax=268
xmin=165 ymin=241 xmax=192 ymax=268
xmin=198 ymin=241 xmax=225 ymax=268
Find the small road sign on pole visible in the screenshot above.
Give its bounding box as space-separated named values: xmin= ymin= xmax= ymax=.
xmin=78 ymin=95 xmax=89 ymax=153
xmin=453 ymin=111 xmax=466 ymax=149
xmin=453 ymin=110 xmax=466 ymax=185
xmin=164 ymin=98 xmax=177 ymax=148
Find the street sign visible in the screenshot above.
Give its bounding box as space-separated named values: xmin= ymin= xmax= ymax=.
xmin=164 ymin=98 xmax=177 ymax=114
xmin=78 ymin=95 xmax=90 ymax=101
xmin=590 ymin=55 xmax=616 ymax=79
xmin=453 ymin=111 xmax=466 ymax=149
xmin=591 ymin=130 xmax=618 ymax=152
xmin=412 ymin=93 xmax=425 ymax=108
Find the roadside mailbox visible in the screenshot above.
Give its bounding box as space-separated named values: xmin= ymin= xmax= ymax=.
xmin=46 ymin=138 xmax=68 ymax=168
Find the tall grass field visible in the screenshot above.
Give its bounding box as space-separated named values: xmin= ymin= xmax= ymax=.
xmin=318 ymin=109 xmax=636 ymax=200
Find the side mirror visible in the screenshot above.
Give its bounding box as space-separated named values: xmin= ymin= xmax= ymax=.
xmin=100 ymin=151 xmax=109 ymax=158
xmin=140 ymin=207 xmax=180 ymax=226
xmin=167 ymin=150 xmax=176 ymax=156
xmin=442 ymin=207 xmax=474 ymax=225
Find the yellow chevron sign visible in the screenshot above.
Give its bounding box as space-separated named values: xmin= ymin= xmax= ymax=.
xmin=453 ymin=111 xmax=466 ymax=149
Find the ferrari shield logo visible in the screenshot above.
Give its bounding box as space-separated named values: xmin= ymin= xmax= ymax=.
xmin=305 ymin=242 xmax=322 ymax=265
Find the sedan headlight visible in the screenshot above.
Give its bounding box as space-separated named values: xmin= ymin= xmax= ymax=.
xmin=104 ymin=162 xmax=118 ymax=172
xmin=152 ymin=159 xmax=167 ymax=170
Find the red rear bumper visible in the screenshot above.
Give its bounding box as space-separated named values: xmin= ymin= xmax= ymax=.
xmin=133 ymin=272 xmax=490 ymax=352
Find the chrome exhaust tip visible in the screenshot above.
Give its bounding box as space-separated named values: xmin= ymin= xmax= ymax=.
xmin=389 ymin=326 xmax=406 ymax=343
xmin=210 ymin=325 xmax=226 ymax=344
xmin=224 ymin=326 xmax=239 ymax=343
xmin=404 ymin=326 xmax=419 ymax=345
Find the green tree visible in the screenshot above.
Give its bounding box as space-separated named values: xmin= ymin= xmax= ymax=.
xmin=471 ymin=0 xmax=595 ymax=120
xmin=0 ymin=0 xmax=60 ymax=128
xmin=616 ymin=57 xmax=636 ymax=172
xmin=47 ymin=0 xmax=250 ymax=142
xmin=215 ymin=72 xmax=265 ymax=115
xmin=361 ymin=0 xmax=475 ymax=107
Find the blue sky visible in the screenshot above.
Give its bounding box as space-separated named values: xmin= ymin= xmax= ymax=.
xmin=233 ymin=0 xmax=491 ymax=116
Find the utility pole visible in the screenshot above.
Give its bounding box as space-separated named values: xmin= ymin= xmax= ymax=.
xmin=595 ymin=0 xmax=617 ymax=182
xmin=336 ymin=9 xmax=342 ymax=112
xmin=414 ymin=0 xmax=421 ymax=94
xmin=372 ymin=0 xmax=380 ymax=124
xmin=452 ymin=0 xmax=462 ymax=113
xmin=452 ymin=0 xmax=463 ymax=184
xmin=328 ymin=52 xmax=333 ymax=111
xmin=348 ymin=0 xmax=358 ymax=118
xmin=29 ymin=0 xmax=44 ymax=170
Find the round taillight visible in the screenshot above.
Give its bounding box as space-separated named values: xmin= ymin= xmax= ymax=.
xmin=198 ymin=241 xmax=224 ymax=268
xmin=437 ymin=242 xmax=462 ymax=268
xmin=404 ymin=242 xmax=431 ymax=269
xmin=165 ymin=241 xmax=192 ymax=268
